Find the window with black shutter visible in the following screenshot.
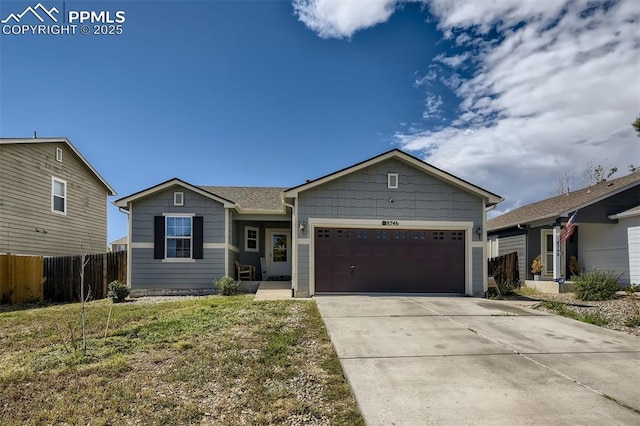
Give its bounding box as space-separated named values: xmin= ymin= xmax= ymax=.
xmin=154 ymin=215 xmax=204 ymax=259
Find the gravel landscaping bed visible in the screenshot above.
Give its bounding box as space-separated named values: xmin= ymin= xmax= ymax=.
xmin=514 ymin=292 xmax=640 ymax=337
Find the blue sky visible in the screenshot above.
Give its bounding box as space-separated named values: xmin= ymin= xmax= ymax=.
xmin=1 ymin=0 xmax=639 ymax=246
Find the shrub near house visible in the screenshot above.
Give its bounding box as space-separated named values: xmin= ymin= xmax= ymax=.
xmin=574 ymin=270 xmax=621 ymax=301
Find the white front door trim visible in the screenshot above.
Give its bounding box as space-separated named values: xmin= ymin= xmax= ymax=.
xmin=266 ymin=228 xmax=292 ymax=278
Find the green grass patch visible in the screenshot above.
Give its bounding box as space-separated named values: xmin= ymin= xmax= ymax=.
xmin=625 ymin=316 xmax=640 ymax=327
xmin=0 ymin=296 xmax=363 ymax=425
xmin=541 ymin=300 xmax=609 ymax=326
xmin=514 ymin=286 xmax=541 ymax=297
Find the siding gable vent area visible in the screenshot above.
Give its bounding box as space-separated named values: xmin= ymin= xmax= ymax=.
xmin=387 ymin=173 xmax=398 ymax=189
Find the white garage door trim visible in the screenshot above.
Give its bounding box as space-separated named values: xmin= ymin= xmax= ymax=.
xmin=307 ymin=218 xmax=474 ymax=296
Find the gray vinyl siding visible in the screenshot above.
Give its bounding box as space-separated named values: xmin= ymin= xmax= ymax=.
xmin=132 ymin=248 xmax=224 ymax=289
xmin=472 ymin=247 xmax=484 ymax=296
xmin=236 ymin=222 xmax=265 ymax=277
xmin=498 ymin=234 xmax=526 ymax=284
xmin=575 ymin=187 xmax=640 ymax=223
xmin=295 ymin=159 xmax=486 ymax=297
xmin=0 ymin=142 xmax=109 ymax=256
xmin=131 ymin=188 xmax=225 ymax=244
xmin=130 ymin=187 xmax=226 ymax=290
xmin=297 ymin=159 xmax=483 ymax=235
xmin=297 ymin=244 xmax=310 ymax=297
xmin=229 ymin=249 xmax=239 ymax=280
xmin=578 ymin=223 xmax=630 ymax=285
xmin=526 ymin=228 xmax=542 ymax=280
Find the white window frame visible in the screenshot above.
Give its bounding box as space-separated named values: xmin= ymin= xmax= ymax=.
xmin=245 ymin=226 xmax=259 ymax=252
xmin=387 ymin=173 xmax=399 ymax=189
xmin=51 ymin=177 xmax=67 ymax=215
xmin=165 ymin=215 xmax=193 ymax=260
xmin=55 ymin=147 xmax=63 ymax=162
xmin=174 ymin=191 xmax=184 ymax=206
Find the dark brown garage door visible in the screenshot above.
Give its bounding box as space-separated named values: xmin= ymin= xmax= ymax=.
xmin=315 ymin=228 xmax=465 ymax=293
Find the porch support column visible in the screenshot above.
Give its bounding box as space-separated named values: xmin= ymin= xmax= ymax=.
xmin=552 ymin=225 xmax=561 ymax=280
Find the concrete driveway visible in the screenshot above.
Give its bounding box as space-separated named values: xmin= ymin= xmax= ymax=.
xmin=315 ymin=296 xmax=640 ymax=425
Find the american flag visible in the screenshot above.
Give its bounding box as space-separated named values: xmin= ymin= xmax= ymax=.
xmin=560 ymin=212 xmax=577 ymax=243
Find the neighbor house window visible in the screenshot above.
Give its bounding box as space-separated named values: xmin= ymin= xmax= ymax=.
xmin=51 ymin=177 xmax=67 ymax=214
xmin=388 ymin=173 xmax=398 ymax=189
xmin=56 ymin=147 xmax=63 ymax=162
xmin=174 ymin=191 xmax=184 ymax=206
xmin=166 ymin=216 xmax=192 ymax=258
xmin=245 ymin=226 xmax=259 ymax=252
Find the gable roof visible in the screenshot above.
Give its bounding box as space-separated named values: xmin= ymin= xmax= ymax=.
xmin=199 ymin=186 xmax=286 ymax=212
xmin=114 ymin=178 xmax=286 ymax=212
xmin=114 ymin=178 xmax=236 ymax=209
xmin=488 ymin=171 xmax=640 ymax=232
xmin=0 ymin=137 xmax=116 ymax=195
xmin=283 ymin=149 xmax=503 ymax=206
xmin=109 ymin=235 xmax=128 ymax=246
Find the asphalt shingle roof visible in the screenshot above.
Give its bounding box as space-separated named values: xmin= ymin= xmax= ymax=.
xmin=199 ymin=186 xmax=286 ymax=211
xmin=487 ymin=172 xmax=640 ymax=232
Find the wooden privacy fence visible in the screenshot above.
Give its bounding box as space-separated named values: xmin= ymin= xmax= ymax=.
xmin=488 ymin=251 xmax=520 ymax=289
xmin=43 ymin=251 xmax=127 ymax=302
xmin=0 ymin=254 xmax=44 ymax=303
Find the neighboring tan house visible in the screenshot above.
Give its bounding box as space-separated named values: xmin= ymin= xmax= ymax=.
xmin=115 ymin=149 xmax=502 ymax=297
xmin=0 ymin=138 xmax=116 ymax=256
xmin=487 ymin=172 xmax=640 ymax=286
xmin=110 ymin=236 xmax=128 ymax=252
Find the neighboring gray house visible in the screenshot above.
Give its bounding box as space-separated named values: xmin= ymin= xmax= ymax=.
xmin=487 ymin=172 xmax=640 ymax=286
xmin=114 ymin=149 xmax=502 ymax=297
xmin=0 ymin=138 xmax=116 ymax=256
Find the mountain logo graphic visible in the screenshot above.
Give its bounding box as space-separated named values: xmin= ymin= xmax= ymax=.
xmin=1 ymin=3 xmax=59 ymax=24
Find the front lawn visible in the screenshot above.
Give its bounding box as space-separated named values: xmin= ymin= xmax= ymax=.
xmin=0 ymin=296 xmax=363 ymax=425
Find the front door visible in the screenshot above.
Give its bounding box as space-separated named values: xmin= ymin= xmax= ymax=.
xmin=541 ymin=229 xmax=566 ymax=278
xmin=266 ymin=229 xmax=291 ymax=278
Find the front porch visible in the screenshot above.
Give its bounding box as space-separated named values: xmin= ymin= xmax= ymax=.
xmin=253 ymin=281 xmax=293 ymax=301
xmin=524 ymin=279 xmax=575 ymax=294
xmin=231 ymin=217 xmax=292 ymax=281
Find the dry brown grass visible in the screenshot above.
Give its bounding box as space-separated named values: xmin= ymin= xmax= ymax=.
xmin=0 ymin=296 xmax=363 ymax=425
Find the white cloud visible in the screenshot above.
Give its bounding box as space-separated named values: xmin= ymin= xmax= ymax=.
xmin=397 ymin=0 xmax=640 ymax=214
xmin=292 ymin=0 xmax=399 ymax=39
xmin=295 ymin=0 xmax=640 ymax=215
xmin=422 ymin=94 xmax=443 ymax=119
xmin=434 ymin=52 xmax=469 ymax=68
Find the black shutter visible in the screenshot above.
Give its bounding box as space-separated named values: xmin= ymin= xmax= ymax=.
xmin=154 ymin=216 xmax=165 ymax=259
xmin=193 ymin=216 xmax=204 ymax=259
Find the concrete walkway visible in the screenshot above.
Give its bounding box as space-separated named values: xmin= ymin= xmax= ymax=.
xmin=316 ymin=295 xmax=640 ymax=425
xmin=253 ymin=281 xmax=292 ymax=301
